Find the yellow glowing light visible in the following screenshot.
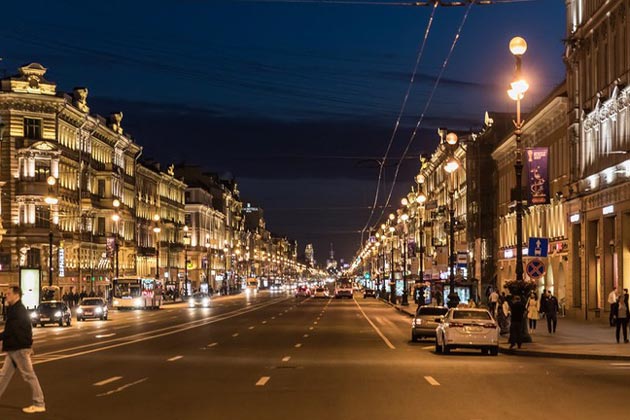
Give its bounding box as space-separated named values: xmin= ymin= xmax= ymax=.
xmin=388 ymin=213 xmax=395 ymax=221
xmin=46 ymin=176 xmax=56 ymax=186
xmin=111 ymin=213 xmax=120 ymax=222
xmin=509 ymin=36 xmax=527 ymax=56
xmin=113 ymin=199 xmax=121 ymax=208
xmin=416 ymin=192 xmax=427 ymax=204
xmin=401 ymin=197 xmax=409 ymax=206
xmin=44 ymin=196 xmax=58 ymax=205
xmin=444 ymin=157 xmax=460 ymax=174
xmin=400 ymin=213 xmax=409 ymax=222
xmin=445 ymin=132 xmax=458 ymax=146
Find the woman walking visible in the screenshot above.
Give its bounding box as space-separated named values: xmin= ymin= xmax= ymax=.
xmin=613 ymin=295 xmax=629 ymax=344
xmin=527 ymin=292 xmax=539 ymax=333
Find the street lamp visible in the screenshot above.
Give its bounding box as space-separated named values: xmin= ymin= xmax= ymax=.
xmin=400 ymin=211 xmax=410 ymax=306
xmin=112 ymin=199 xmax=121 ymax=280
xmin=153 ymin=214 xmax=161 ymax=281
xmin=44 ymin=176 xmax=58 ymax=288
xmin=183 ymin=225 xmax=190 ymax=297
xmin=507 ymin=36 xmax=529 ymax=284
xmin=443 ymin=133 xmax=461 ymax=308
xmin=389 ymin=223 xmax=396 ymax=304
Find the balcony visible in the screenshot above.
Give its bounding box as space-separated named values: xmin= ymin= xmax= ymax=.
xmin=16 ymin=180 xmax=49 ymax=197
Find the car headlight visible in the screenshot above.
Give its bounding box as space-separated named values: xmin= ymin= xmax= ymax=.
xmin=113 ymin=300 xmax=120 ymax=306
xmin=134 ymin=298 xmax=143 ymax=307
xmin=77 ymin=308 xmax=83 ymax=314
xmin=202 ymin=298 xmax=209 ymax=306
xmin=95 ymin=307 xmax=103 ymax=314
xmin=188 ymin=299 xmax=195 ymax=307
xmin=54 ymin=311 xmax=62 ymax=318
xmin=30 ymin=312 xmax=38 ymax=319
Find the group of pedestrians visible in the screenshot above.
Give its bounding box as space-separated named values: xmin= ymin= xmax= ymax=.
xmin=62 ymin=289 xmax=100 ymax=308
xmin=608 ymin=286 xmax=630 ymax=344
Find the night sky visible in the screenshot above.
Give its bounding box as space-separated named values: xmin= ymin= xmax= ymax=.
xmin=0 ymin=0 xmax=566 ymax=263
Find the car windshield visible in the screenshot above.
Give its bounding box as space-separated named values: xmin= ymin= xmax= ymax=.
xmin=39 ymin=302 xmax=62 ymax=309
xmin=81 ymin=299 xmax=103 ymax=306
xmin=192 ymin=293 xmax=207 ymax=299
xmin=417 ymin=307 xmax=448 ymax=316
xmin=316 ymin=288 xmax=325 ymax=292
xmin=452 ymin=310 xmax=492 ymax=320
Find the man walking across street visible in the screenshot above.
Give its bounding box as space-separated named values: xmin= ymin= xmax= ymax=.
xmin=609 ymin=286 xmax=618 ymax=327
xmin=543 ymin=290 xmax=559 ymax=334
xmin=0 ymin=286 xmax=46 ymax=414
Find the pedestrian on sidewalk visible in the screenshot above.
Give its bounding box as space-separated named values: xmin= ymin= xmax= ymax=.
xmin=612 ymin=295 xmax=629 ymax=344
xmin=509 ymin=296 xmax=525 ymax=349
xmin=526 ymin=292 xmax=539 ymax=333
xmin=539 ymin=290 xmax=548 ymax=320
xmin=608 ymin=286 xmax=618 ymax=327
xmin=542 ymin=290 xmax=559 ymax=334
xmin=0 ymin=285 xmax=46 ymax=414
xmin=489 ymin=289 xmax=499 ymax=317
xmin=498 ymin=295 xmax=510 ymax=335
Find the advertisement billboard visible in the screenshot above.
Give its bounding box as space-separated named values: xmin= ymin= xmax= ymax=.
xmin=20 ymin=268 xmax=41 ymax=309
xmin=525 ymin=147 xmax=550 ymax=205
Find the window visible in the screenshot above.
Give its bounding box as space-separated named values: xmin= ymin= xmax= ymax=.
xmin=24 ymin=118 xmax=42 ymax=139
xmin=97 ymin=217 xmax=105 ymax=236
xmin=34 ymin=160 xmax=51 ymax=181
xmin=34 ymin=206 xmax=51 ymax=228
xmin=97 ymin=179 xmax=106 ymax=197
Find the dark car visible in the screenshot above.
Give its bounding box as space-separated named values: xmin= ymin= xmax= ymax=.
xmin=363 ymin=289 xmax=377 ymax=298
xmin=411 ymin=305 xmax=448 ymax=342
xmin=31 ymin=301 xmax=72 ymax=327
xmin=188 ymin=293 xmax=211 ymax=308
xmin=76 ymin=298 xmax=109 ymax=321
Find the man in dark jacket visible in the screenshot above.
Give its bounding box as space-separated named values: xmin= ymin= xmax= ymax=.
xmin=508 ymin=295 xmax=526 ymax=349
xmin=543 ymin=290 xmax=559 ymax=334
xmin=0 ymin=286 xmax=46 ymax=414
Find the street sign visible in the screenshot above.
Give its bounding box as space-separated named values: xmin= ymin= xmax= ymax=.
xmin=528 ymin=237 xmax=548 ymax=257
xmin=457 ymin=251 xmax=468 ymax=268
xmin=526 ymin=258 xmax=545 ymax=280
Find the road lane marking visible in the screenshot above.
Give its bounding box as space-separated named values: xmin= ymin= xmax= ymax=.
xmin=207 ymin=343 xmax=218 ymax=348
xmin=282 ymin=356 xmax=291 ymax=362
xmin=167 ymin=355 xmax=183 ymax=362
xmin=232 ymin=333 xmax=240 ymax=337
xmin=95 ymin=333 xmax=116 ymax=339
xmin=303 ymin=334 xmax=309 ymax=338
xmin=249 ymin=326 xmax=255 ymax=330
xmin=353 ymin=299 xmax=396 ymax=350
xmin=313 ymin=321 xmax=318 ymax=325
xmin=421 ymin=345 xmax=434 ymax=350
xmin=309 ymin=327 xmax=314 ymax=330
xmin=29 ymin=298 xmax=290 ymax=366
xmin=424 ymin=376 xmax=440 ymax=386
xmin=93 ymin=376 xmax=122 ymax=386
xmin=96 ymin=378 xmax=148 ymax=397
xmin=262 ymin=321 xmax=267 ymax=324
xmin=256 ymin=376 xmax=270 ymax=386
xmin=295 ymin=343 xmax=302 ymax=348
xmin=611 ymin=363 xmax=630 ymax=366
xmin=272 ymin=317 xmax=276 ymax=320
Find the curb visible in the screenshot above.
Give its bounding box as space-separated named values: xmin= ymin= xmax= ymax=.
xmin=379 ymin=298 xmax=414 ymax=317
xmin=499 ymin=345 xmax=630 ymax=361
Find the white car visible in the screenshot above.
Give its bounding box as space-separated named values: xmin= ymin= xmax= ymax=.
xmin=313 ymin=287 xmax=329 ymax=298
xmin=435 ymin=308 xmax=499 ymax=356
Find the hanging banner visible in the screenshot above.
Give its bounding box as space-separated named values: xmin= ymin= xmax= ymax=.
xmin=525 ymin=147 xmax=550 ymax=205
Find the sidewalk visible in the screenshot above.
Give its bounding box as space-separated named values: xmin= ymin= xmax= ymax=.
xmin=380 ymin=298 xmax=630 ymax=360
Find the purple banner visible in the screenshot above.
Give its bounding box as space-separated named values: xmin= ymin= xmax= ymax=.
xmin=525 ymin=147 xmax=550 ymax=205
xmin=106 ymin=237 xmax=116 ymax=259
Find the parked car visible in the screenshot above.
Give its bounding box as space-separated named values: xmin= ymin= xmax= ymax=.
xmin=188 ymin=293 xmax=211 ymax=308
xmin=435 ymin=308 xmax=499 ymax=355
xmin=31 ymin=301 xmax=72 ymax=327
xmin=411 ymin=306 xmax=448 ymax=342
xmin=363 ymin=289 xmax=377 ymax=299
xmin=76 ymin=298 xmax=109 ymax=321
xmin=313 ymin=287 xmax=329 ymax=298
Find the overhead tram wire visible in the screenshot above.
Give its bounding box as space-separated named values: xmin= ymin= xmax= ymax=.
xmin=359 ymin=1 xmax=438 ymax=244
xmin=375 ymin=1 xmax=473 ymax=227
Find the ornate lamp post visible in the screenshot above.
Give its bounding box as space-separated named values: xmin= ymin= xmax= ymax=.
xmin=111 ymin=199 xmax=121 ymax=280
xmin=400 ymin=199 xmax=410 ymax=306
xmin=183 ymin=225 xmax=190 ymax=296
xmin=153 ymin=214 xmax=161 ymax=282
xmin=388 ymin=213 xmax=396 ymax=304
xmin=44 ymin=176 xmax=58 ymax=288
xmin=443 ymin=132 xmax=461 ymax=308
xmin=507 ymin=36 xmax=529 ymax=284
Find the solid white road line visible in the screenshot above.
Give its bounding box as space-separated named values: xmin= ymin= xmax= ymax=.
xmin=93 ymin=376 xmax=123 ymax=387
xmin=282 ymin=356 xmax=291 ymax=362
xmin=309 ymin=327 xmax=314 ymax=330
xmin=610 ymin=363 xmax=630 ymax=366
xmin=95 ymin=333 xmax=116 ymax=339
xmin=96 ymin=378 xmax=148 ymax=397
xmin=353 ymin=299 xmax=396 ymax=350
xmin=207 ymin=343 xmax=218 ymax=348
xmin=421 ymin=345 xmax=434 ymax=350
xmin=424 ymin=376 xmax=440 ymax=386
xmin=256 ymin=376 xmax=271 ymax=386
xmin=262 ymin=321 xmax=267 ymax=324
xmin=167 ymin=355 xmax=183 ymax=362
xmin=295 ymin=343 xmax=302 ymax=348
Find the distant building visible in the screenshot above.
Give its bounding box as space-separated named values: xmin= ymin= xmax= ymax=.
xmin=305 ymin=243 xmax=314 ymax=267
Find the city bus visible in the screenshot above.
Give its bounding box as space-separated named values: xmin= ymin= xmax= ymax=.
xmin=112 ymin=277 xmax=164 ymax=310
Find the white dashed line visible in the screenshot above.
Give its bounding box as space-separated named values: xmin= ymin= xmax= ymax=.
xmin=303 ymin=334 xmax=309 ymax=338
xmin=232 ymin=333 xmax=240 ymax=337
xmin=424 ymin=376 xmax=440 ymax=386
xmin=256 ymin=376 xmax=271 ymax=386
xmin=249 ymin=326 xmax=255 ymax=330
xmin=167 ymin=355 xmax=183 ymax=362
xmin=262 ymin=321 xmax=267 ymax=324
xmin=93 ymin=376 xmax=122 ymax=386
xmin=309 ymin=327 xmax=314 ymax=330
xmin=295 ymin=343 xmax=302 ymax=348
xmin=207 ymin=342 xmax=218 ymax=348
xmin=96 ymin=378 xmax=148 ymax=397
xmin=95 ymin=333 xmax=116 ymax=339
xmin=282 ymin=356 xmax=291 ymax=362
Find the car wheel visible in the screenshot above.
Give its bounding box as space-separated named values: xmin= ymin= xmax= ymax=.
xmin=32 ymin=323 xmax=37 ymax=328
xmin=435 ymin=339 xmax=442 ymax=354
xmin=58 ymin=319 xmax=63 ymax=327
xmin=66 ymin=318 xmax=71 ymax=327
xmin=490 ymin=346 xmax=499 ymax=356
xmin=40 ymin=322 xmax=45 ymax=328
xmin=411 ymin=333 xmax=418 ymax=343
xmin=481 ymin=348 xmax=489 ymax=355
xmin=442 ymin=337 xmax=450 ymax=354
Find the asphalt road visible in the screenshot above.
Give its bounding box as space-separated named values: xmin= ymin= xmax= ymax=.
xmin=0 ymin=291 xmax=627 ymax=419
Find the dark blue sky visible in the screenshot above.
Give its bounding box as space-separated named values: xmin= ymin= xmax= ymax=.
xmin=0 ymin=0 xmax=566 ymax=262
